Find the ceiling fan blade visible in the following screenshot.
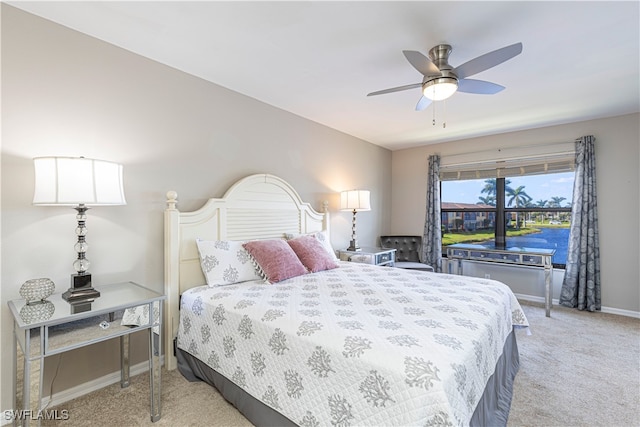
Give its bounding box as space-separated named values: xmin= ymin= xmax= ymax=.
xmin=453 ymin=42 xmax=523 ymax=79
xmin=403 ymin=50 xmax=440 ymax=76
xmin=457 ymin=79 xmax=505 ymax=94
xmin=415 ymin=96 xmax=432 ymax=111
xmin=367 ymin=82 xmax=422 ymax=97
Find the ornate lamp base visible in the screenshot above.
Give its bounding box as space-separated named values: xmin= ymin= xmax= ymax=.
xmin=69 ymin=300 xmax=93 ymax=313
xmin=63 ymin=204 xmax=101 ymax=303
xmin=347 ymin=209 xmax=362 ymax=251
xmin=62 ymin=273 xmax=100 ymax=302
xmin=346 ymin=240 xmax=362 ymax=251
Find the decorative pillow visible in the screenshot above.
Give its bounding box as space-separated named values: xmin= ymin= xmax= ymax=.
xmin=284 ymin=230 xmax=338 ymax=261
xmin=196 ymin=239 xmax=263 ymax=287
xmin=242 ymin=239 xmax=308 ymax=283
xmin=287 ymin=234 xmax=339 ymax=273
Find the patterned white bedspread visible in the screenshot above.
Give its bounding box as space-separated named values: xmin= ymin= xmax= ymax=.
xmin=177 ymin=262 xmax=528 ymax=426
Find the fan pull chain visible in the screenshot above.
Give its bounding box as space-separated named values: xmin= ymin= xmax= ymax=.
xmin=432 ymin=100 xmax=436 ymax=126
xmin=443 ymin=99 xmax=447 ymax=128
xmin=431 ymin=101 xmax=447 ymax=128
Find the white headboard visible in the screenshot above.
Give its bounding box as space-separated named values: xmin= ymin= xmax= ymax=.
xmin=164 ymin=173 xmax=329 ymax=369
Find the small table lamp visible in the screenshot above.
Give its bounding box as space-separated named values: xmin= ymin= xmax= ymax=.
xmin=340 ymin=190 xmax=371 ymax=251
xmin=33 ymin=157 xmax=126 ymax=302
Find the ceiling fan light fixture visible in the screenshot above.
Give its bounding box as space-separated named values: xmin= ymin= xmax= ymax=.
xmin=422 ymin=77 xmax=458 ymax=101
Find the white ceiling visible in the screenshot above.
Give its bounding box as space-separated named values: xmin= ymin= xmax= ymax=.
xmin=9 ymin=1 xmax=640 ymax=151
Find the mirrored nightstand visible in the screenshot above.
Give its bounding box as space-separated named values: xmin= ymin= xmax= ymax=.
xmin=8 ymin=282 xmax=165 ymax=426
xmin=338 ymin=247 xmax=396 ymax=267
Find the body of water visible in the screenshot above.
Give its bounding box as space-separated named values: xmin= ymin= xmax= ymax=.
xmin=483 ymin=227 xmax=570 ymax=266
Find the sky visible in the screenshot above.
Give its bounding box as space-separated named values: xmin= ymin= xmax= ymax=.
xmin=441 ymin=172 xmax=574 ymax=206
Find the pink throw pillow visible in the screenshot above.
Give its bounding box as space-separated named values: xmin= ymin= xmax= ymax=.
xmin=243 ymin=239 xmax=308 ymax=283
xmin=287 ymin=234 xmax=339 ymax=273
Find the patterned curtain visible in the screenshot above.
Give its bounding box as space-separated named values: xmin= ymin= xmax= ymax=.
xmin=422 ymin=154 xmax=442 ymax=272
xmin=559 ymin=135 xmax=601 ymax=311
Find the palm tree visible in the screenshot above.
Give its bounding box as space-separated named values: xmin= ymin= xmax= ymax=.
xmin=481 ymin=179 xmax=498 ymax=197
xmin=507 ymin=185 xmax=532 ymax=228
xmin=524 ymin=199 xmax=535 ymax=223
xmin=477 ymin=196 xmax=495 ymax=206
xmin=535 ymin=199 xmax=548 ymax=223
xmin=548 ymin=196 xmax=567 ymax=223
xmin=548 ymin=196 xmax=566 ymax=207
xmin=481 ymin=178 xmax=512 ymax=197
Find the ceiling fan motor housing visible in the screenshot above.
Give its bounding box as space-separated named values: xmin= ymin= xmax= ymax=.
xmin=423 ymin=44 xmax=459 ymax=97
xmin=428 ymin=44 xmax=455 ymax=73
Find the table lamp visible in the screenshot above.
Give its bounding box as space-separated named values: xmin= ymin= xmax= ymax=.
xmin=33 ymin=156 xmax=126 ymax=302
xmin=340 ymin=190 xmax=371 ymax=251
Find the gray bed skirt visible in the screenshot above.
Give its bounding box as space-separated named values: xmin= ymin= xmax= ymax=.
xmin=177 ymin=328 xmax=520 ymax=426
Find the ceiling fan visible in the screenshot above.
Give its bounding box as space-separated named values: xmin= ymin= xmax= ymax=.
xmin=367 ymin=42 xmax=523 ymax=111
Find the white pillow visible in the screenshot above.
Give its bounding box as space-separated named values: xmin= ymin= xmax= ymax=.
xmin=285 ymin=230 xmax=338 ymax=261
xmin=195 ymin=239 xmax=263 ymax=287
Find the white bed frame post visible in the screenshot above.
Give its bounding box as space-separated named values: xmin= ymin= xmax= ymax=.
xmin=164 ymin=191 xmax=180 ymax=370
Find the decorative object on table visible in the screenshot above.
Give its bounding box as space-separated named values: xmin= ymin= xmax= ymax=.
xmin=19 ymin=277 xmax=56 ymax=303
xmin=340 ymin=190 xmax=371 ymax=251
xmin=19 ymin=300 xmax=55 ymax=323
xmin=33 ymin=156 xmax=126 ymax=302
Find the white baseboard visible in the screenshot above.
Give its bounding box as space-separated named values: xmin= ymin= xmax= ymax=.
xmin=599 ymin=306 xmax=640 ymax=318
xmin=515 ymin=293 xmax=640 ymax=318
xmin=1 ymin=357 xmax=165 ymax=426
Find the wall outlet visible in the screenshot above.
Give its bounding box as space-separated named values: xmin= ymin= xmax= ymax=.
xmin=484 ymin=274 xmax=491 ymax=279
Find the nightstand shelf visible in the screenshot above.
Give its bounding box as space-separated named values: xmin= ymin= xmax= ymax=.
xmin=8 ymin=282 xmax=165 ymax=426
xmin=338 ymin=247 xmax=396 ymax=266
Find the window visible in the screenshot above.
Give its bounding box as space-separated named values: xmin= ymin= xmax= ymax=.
xmin=441 ymin=171 xmax=574 ymax=268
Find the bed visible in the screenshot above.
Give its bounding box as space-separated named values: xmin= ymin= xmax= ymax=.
xmin=164 ymin=173 xmax=528 ymax=426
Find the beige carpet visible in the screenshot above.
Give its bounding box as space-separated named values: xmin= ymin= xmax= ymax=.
xmin=43 ymin=301 xmax=639 ymax=426
xmin=509 ymin=302 xmax=640 ymax=427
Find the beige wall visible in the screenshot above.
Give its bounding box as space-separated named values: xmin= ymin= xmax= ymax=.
xmin=391 ymin=113 xmax=640 ymax=313
xmin=0 ymin=6 xmax=391 ymax=412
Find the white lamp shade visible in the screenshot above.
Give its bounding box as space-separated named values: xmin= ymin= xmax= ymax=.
xmin=33 ymin=157 xmax=126 ymax=206
xmin=340 ymin=190 xmax=371 ymax=211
